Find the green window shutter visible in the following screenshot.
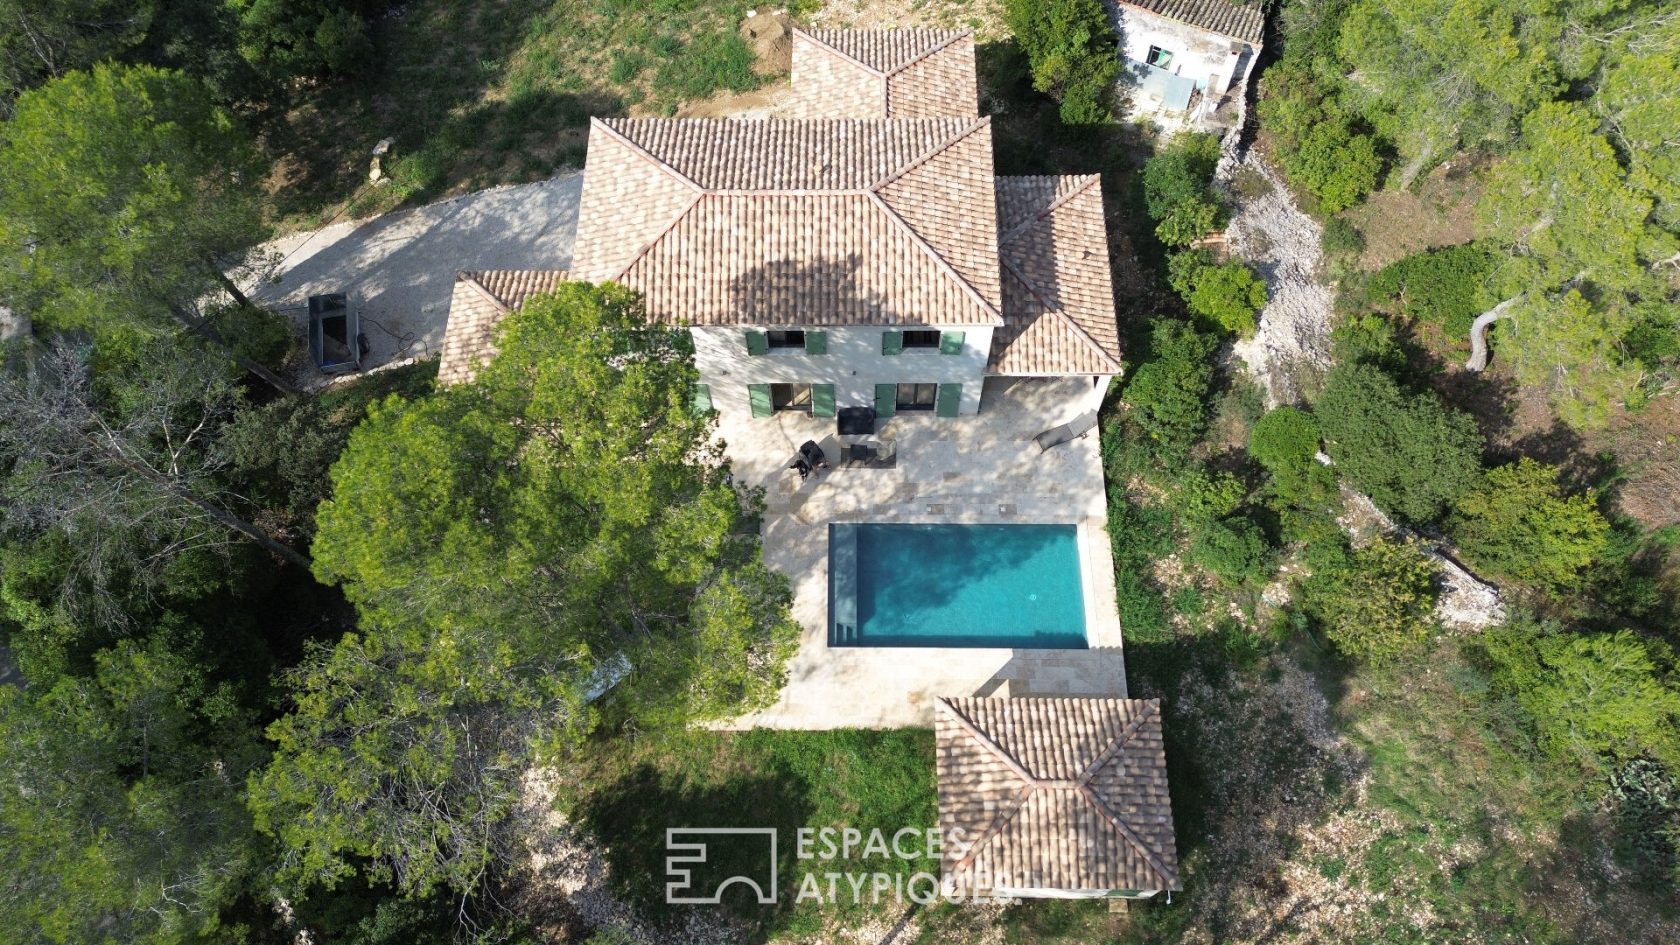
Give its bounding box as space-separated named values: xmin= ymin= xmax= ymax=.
xmin=881 ymin=330 xmax=903 ymax=356
xmin=745 ymin=331 xmax=768 ymax=356
xmin=804 ymin=330 xmax=828 ymax=355
xmin=748 ymin=384 xmax=772 ymax=418
xmin=811 ymin=383 xmax=836 ymax=418
xmin=690 ymin=384 xmax=713 ymax=416
xmin=874 ymin=383 xmax=897 ymax=418
xmin=939 ymin=330 xmax=966 ymax=355
xmin=936 ymin=383 xmax=961 ymax=418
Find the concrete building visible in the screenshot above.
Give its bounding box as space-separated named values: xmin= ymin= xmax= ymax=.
xmin=437 ymin=28 xmax=1123 ymax=419
xmin=1109 ymin=0 xmax=1265 ymax=120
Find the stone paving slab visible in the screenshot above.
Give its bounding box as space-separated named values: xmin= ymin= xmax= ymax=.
xmin=719 ymin=376 xmax=1128 ymax=729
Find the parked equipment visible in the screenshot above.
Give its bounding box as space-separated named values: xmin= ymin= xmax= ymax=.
xmin=307 ymin=293 xmax=369 ymax=374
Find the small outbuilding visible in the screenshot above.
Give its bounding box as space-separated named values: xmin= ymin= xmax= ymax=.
xmin=1109 ymin=0 xmax=1265 ymax=119
xmin=936 ymin=696 xmax=1181 ymax=900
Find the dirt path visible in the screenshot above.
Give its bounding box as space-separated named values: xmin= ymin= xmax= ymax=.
xmin=1217 ymin=154 xmax=1334 ymax=406
xmin=248 ymin=172 xmax=582 ymax=375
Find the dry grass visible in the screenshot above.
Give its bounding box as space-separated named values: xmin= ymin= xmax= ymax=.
xmin=1340 ymin=158 xmax=1486 ymax=272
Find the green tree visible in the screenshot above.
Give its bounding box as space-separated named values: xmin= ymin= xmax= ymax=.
xmin=1169 ymin=251 xmax=1268 ymax=335
xmin=1143 ymin=132 xmax=1223 ymax=246
xmin=1188 ymin=517 xmax=1271 ymax=586
xmin=228 ymin=0 xmax=377 ymax=79
xmin=0 ymin=63 xmax=289 ymax=390
xmin=1448 ymin=458 xmax=1610 ymax=591
xmin=0 ymin=0 xmax=154 ymax=109
xmin=1365 ymin=242 xmax=1495 ymax=339
xmin=1123 ymin=319 xmax=1220 ymax=456
xmin=1486 ymin=625 xmax=1680 ymax=769
xmin=1289 ymin=120 xmax=1382 ymax=212
xmin=0 ymin=633 xmax=262 ymax=944
xmin=1315 ymin=363 xmax=1482 ymax=523
xmin=250 ymin=624 xmax=585 ymax=900
xmin=311 ymin=284 xmax=795 ymax=714
xmin=1002 ymin=0 xmax=1118 ymax=123
xmin=1307 ymin=536 xmax=1438 ymax=663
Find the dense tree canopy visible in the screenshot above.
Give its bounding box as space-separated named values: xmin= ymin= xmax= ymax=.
xmin=1002 ymin=0 xmax=1118 ymax=123
xmin=275 ymin=283 xmax=798 ymax=905
xmin=0 ymin=64 xmax=267 ymax=340
xmin=1315 ymin=363 xmax=1483 ymax=523
xmin=1450 ymin=458 xmax=1611 ymax=591
xmin=1123 ymin=318 xmax=1221 ymax=456
xmin=1307 ymin=536 xmax=1439 ymax=664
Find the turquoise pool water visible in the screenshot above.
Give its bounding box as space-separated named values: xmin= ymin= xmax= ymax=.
xmin=829 ymin=523 xmax=1088 ymax=649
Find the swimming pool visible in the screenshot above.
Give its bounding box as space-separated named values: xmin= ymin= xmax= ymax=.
xmin=829 ymin=523 xmax=1088 ymax=649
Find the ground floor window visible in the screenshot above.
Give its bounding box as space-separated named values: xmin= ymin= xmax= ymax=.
xmin=1147 ymin=45 xmax=1173 ymax=69
xmin=896 ymin=382 xmax=938 ymax=410
xmin=771 ymin=383 xmax=811 ymax=411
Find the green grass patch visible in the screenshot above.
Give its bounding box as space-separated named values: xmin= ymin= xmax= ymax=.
xmin=266 ymin=0 xmax=761 ymax=226
xmin=566 ymin=727 xmax=937 ymax=938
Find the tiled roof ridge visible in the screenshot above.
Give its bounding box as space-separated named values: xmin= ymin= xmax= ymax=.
xmin=1077 ymin=782 xmax=1179 ymax=888
xmin=996 ymin=174 xmax=1101 ymax=247
xmin=605 ymin=191 xmax=707 ymax=282
xmin=794 ymin=26 xmax=973 ymax=77
xmin=456 ymin=270 xmax=510 ymax=313
xmin=588 ymin=118 xmax=705 ymax=193
xmin=864 ymin=189 xmax=1002 ymax=325
xmin=1000 ymin=258 xmax=1123 ymax=373
xmin=869 ymin=116 xmax=989 ymax=192
xmin=995 ymin=177 xmax=1124 ymax=373
xmin=940 ymin=692 xmax=1176 ymax=881
xmin=938 ymin=698 xmax=1172 ymax=884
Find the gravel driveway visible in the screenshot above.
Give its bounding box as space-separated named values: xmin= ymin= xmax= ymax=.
xmin=251 ymin=171 xmax=582 ymax=374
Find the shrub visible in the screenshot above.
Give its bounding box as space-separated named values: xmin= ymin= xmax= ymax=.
xmin=1173 ymin=468 xmax=1248 ymax=523
xmin=1249 ymin=406 xmax=1321 ymax=473
xmin=1307 ymin=536 xmax=1437 ymax=663
xmin=1608 ymin=759 xmax=1680 ymax=886
xmin=1168 ymin=251 xmax=1268 ymax=335
xmin=1320 ymin=217 xmax=1365 ymax=257
xmin=1124 ymin=319 xmax=1220 ymax=456
xmin=1365 ymin=243 xmax=1495 ymax=339
xmin=1143 ymin=132 xmax=1223 ymax=245
xmin=1188 ymin=517 xmax=1271 ymax=585
xmin=1624 ymin=302 xmax=1680 ymax=368
xmin=1330 ymin=313 xmax=1406 ymax=373
xmin=1448 ymin=458 xmax=1610 ymax=591
xmin=1288 ymin=122 xmax=1383 ymax=212
xmin=1486 ymin=625 xmax=1680 ymax=769
xmin=1002 ymin=0 xmax=1119 ymax=124
xmin=1315 ymin=363 xmax=1482 ymax=523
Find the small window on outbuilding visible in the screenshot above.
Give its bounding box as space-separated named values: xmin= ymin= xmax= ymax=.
xmin=1147 ymin=46 xmax=1173 ymax=69
xmin=767 ymin=329 xmax=806 ymax=349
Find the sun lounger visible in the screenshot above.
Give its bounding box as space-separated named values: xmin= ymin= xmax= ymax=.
xmin=1034 ymin=410 xmax=1099 ymax=453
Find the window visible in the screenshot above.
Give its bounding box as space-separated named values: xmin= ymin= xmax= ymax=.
xmin=767 ymin=330 xmax=806 ymax=349
xmin=1147 ymin=46 xmax=1173 ymax=69
xmin=770 ymin=383 xmax=812 ymax=412
xmin=902 ymin=330 xmax=941 ymax=349
xmin=896 ymin=383 xmax=938 ymax=411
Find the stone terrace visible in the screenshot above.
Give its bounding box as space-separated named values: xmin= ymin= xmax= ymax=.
xmin=720 ymin=377 xmax=1127 ymax=729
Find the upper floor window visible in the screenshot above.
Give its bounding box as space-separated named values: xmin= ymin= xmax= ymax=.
xmin=902 ymin=330 xmax=941 ymax=349
xmin=1147 ymin=46 xmax=1173 ymax=69
xmin=767 ymin=329 xmax=806 ymax=349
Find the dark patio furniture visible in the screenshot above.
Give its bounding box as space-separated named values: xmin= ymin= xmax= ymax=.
xmin=839 ymin=440 xmax=897 ymax=469
xmin=837 ymin=406 xmax=875 ymax=436
xmin=1033 ymin=410 xmax=1099 ymax=453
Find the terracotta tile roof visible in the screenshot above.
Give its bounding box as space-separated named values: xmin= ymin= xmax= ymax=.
xmin=437 ymin=269 xmax=569 ymax=385
xmin=572 ymin=117 xmax=1003 ymax=327
xmin=1120 ymin=0 xmax=1265 ymax=45
xmin=789 ymin=29 xmax=979 ymax=119
xmin=989 ymin=176 xmax=1123 ymax=375
xmin=937 ymin=697 xmax=1180 ymax=896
